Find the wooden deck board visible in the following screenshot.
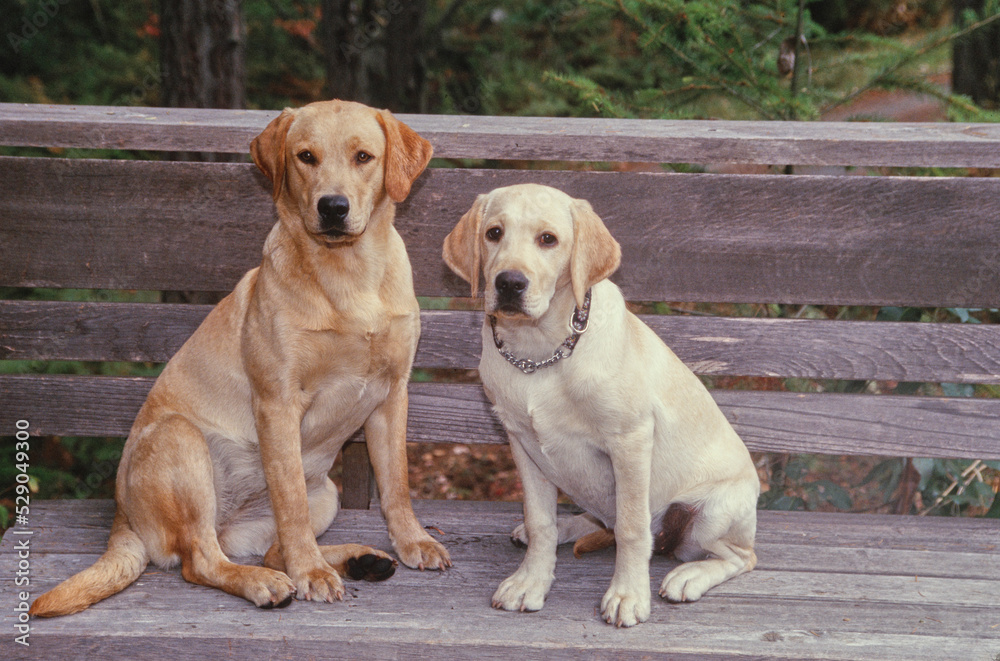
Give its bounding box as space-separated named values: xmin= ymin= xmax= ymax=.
xmin=2 ymin=501 xmax=997 ymax=660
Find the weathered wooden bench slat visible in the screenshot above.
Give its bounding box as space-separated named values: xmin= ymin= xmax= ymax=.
xmin=5 ymin=301 xmax=1000 ymax=383
xmin=3 ymin=102 xmax=1000 ymax=167
xmin=4 ymin=158 xmax=1000 ymax=306
xmin=4 ymin=374 xmax=999 ymax=459
xmin=1 ymin=501 xmax=996 ymax=660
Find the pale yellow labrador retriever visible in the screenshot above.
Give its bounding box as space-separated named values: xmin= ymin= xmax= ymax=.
xmin=443 ymin=183 xmax=759 ymax=627
xmin=31 ymin=100 xmax=450 ymax=618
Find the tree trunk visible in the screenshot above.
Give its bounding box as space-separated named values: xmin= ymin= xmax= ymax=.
xmin=320 ymin=0 xmax=426 ymax=112
xmin=378 ymin=0 xmax=426 ymax=112
xmin=320 ymin=0 xmax=369 ymax=104
xmin=953 ymin=0 xmax=1000 ymax=110
xmin=160 ymin=0 xmax=245 ymax=111
xmin=159 ymin=0 xmax=246 ymax=300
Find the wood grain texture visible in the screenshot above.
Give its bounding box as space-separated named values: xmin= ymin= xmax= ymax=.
xmin=3 ymin=103 xmax=1000 ymax=167
xmin=3 ymin=375 xmax=998 ymax=458
xmin=5 ymin=301 xmax=1000 ymax=383
xmin=18 ymin=501 xmax=1000 ymax=579
xmin=3 ymin=158 xmax=1000 ymax=306
xmin=4 ymin=104 xmax=999 ymax=660
xmin=1 ymin=500 xmax=996 ymax=661
xmin=340 ymin=442 xmax=373 ymax=510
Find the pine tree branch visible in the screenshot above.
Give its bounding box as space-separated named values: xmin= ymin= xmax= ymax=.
xmin=613 ymin=0 xmax=779 ymax=118
xmin=822 ymin=10 xmax=1000 ymax=115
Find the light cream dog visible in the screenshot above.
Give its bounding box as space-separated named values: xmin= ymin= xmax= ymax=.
xmin=443 ymin=183 xmax=759 ymax=627
xmin=31 ymin=100 xmax=451 ymax=618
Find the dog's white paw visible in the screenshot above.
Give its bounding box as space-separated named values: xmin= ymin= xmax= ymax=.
xmin=600 ymin=582 xmax=651 ymax=627
xmin=659 ymin=562 xmax=714 ymax=603
xmin=492 ymin=570 xmax=550 ymax=612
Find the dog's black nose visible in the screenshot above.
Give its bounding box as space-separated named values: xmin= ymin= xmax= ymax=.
xmin=317 ymin=194 xmax=350 ymax=232
xmin=495 ymin=270 xmax=529 ymax=302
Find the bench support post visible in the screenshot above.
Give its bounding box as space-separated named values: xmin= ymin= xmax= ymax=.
xmin=341 ymin=441 xmax=374 ymax=509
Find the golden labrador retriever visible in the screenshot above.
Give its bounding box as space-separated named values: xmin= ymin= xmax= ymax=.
xmin=31 ymin=99 xmax=451 ymax=617
xmin=443 ymin=183 xmax=758 ymax=627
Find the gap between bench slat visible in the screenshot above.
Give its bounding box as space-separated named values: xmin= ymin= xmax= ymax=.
xmin=3 ymin=158 xmax=1000 ymax=307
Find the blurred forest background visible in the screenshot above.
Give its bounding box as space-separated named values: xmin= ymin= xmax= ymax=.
xmin=2 ymin=0 xmax=999 ymax=528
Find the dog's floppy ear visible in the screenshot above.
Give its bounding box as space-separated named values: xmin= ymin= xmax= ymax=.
xmin=443 ymin=193 xmax=489 ymax=297
xmin=250 ymin=108 xmax=296 ymax=201
xmin=569 ymin=199 xmax=621 ymax=308
xmin=377 ymin=110 xmax=434 ymax=203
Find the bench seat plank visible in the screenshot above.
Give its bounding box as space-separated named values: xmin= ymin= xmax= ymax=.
xmin=2 ymin=500 xmax=996 ymax=660
xmin=3 ymin=103 xmax=1000 ymax=167
xmin=3 ymin=375 xmax=999 ymax=459
xmin=5 ymin=301 xmax=1000 ymax=384
xmin=4 ymin=158 xmax=1000 ymax=307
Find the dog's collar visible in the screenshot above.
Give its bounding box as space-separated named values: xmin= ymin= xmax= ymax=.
xmin=489 ymin=289 xmax=592 ymax=375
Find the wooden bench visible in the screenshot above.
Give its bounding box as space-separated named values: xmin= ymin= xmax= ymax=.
xmin=1 ymin=104 xmax=999 ymax=659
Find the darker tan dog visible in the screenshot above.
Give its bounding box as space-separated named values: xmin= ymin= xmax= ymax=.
xmin=30 ymin=100 xmax=451 ymax=617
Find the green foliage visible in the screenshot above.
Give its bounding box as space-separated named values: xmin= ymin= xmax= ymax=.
xmin=1 ymin=1 xmax=158 ymax=105
xmin=242 ymin=1 xmax=326 ymax=110
xmin=912 ymin=459 xmax=1000 ymax=515
xmin=526 ymin=0 xmax=1000 ymax=121
xmin=758 ymin=455 xmax=854 ymax=512
xmin=0 ymin=437 xmax=123 ymax=509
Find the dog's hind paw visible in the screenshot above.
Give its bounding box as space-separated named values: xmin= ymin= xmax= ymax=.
xmin=346 ymin=553 xmax=397 ymax=582
xmin=660 ymin=562 xmax=714 ymax=602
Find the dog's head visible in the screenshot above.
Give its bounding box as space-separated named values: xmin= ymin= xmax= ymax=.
xmin=443 ymin=184 xmax=621 ymax=319
xmin=250 ymin=100 xmax=433 ymax=246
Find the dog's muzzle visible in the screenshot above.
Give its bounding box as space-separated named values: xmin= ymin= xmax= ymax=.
xmin=494 ymin=270 xmax=529 ymax=313
xmin=317 ymin=194 xmax=351 ymax=237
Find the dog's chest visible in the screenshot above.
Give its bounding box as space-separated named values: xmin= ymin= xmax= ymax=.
xmin=298 ymin=311 xmax=416 ymax=448
xmin=487 ymin=370 xmax=618 ymax=524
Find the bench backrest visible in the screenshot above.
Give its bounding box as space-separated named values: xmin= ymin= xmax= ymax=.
xmin=2 ymin=104 xmax=999 ymax=509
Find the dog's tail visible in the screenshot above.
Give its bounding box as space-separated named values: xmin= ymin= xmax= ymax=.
xmin=29 ymin=509 xmax=149 ymax=618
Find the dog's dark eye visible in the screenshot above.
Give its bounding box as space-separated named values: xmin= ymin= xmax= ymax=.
xmin=539 ymin=233 xmax=558 ymax=247
xmin=355 ymin=151 xmax=372 ymax=164
xmin=297 ymin=150 xmax=316 ymax=165
xmin=485 ymin=226 xmax=503 ymax=242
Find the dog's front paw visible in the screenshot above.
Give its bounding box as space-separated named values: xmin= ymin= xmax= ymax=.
xmin=492 ymin=570 xmax=551 ymax=612
xmin=659 ymin=562 xmax=713 ymax=603
xmin=396 ymin=537 xmax=452 ymax=571
xmin=601 ymin=583 xmax=651 ymax=627
xmin=247 ymin=567 xmax=297 ymax=609
xmin=290 ymin=564 xmax=345 ymax=603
